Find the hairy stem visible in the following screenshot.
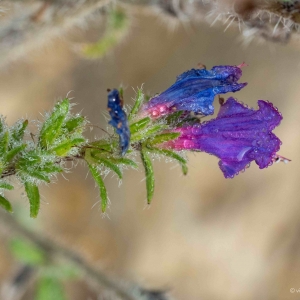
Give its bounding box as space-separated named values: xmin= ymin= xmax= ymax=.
xmin=0 ymin=154 xmax=83 ymax=179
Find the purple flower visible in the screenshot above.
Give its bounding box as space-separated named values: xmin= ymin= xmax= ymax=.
xmin=107 ymin=89 xmax=130 ymax=156
xmin=141 ymin=64 xmax=247 ymax=118
xmin=163 ymin=97 xmax=284 ymax=178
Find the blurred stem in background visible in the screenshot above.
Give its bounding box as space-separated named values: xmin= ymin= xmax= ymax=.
xmin=80 ymin=7 xmax=130 ymax=59
xmin=0 ymin=209 xmax=167 ymax=300
xmin=1 ymin=0 xmax=300 ymax=67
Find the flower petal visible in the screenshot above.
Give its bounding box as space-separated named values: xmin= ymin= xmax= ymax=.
xmin=161 ymin=97 xmax=283 ymax=178
xmin=142 ymin=65 xmax=247 ymax=118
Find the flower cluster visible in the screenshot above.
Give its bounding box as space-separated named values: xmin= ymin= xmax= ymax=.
xmin=110 ymin=64 xmax=287 ymax=180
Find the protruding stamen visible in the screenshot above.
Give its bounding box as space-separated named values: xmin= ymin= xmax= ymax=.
xmin=273 ymin=154 xmax=291 ymax=164
xmin=237 ymin=62 xmax=248 ymax=68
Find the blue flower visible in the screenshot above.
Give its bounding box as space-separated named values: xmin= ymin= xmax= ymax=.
xmin=107 ymin=89 xmax=130 ymax=156
xmin=163 ymin=97 xmax=284 ymax=178
xmin=142 ymin=65 xmax=247 ymax=118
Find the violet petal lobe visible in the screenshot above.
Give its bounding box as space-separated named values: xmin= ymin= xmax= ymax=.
xmin=142 ymin=65 xmax=247 ymax=118
xmin=107 ymin=89 xmax=130 ymax=156
xmin=164 ymin=97 xmax=283 ymax=178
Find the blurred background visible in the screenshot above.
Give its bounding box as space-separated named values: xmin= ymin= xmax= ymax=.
xmin=1 ymin=1 xmax=300 ymax=300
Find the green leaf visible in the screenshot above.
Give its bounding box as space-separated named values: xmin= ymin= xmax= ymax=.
xmin=87 ymin=164 xmax=108 ymax=213
xmin=11 ymin=119 xmax=28 ymax=141
xmin=25 ymin=182 xmax=40 ymax=218
xmin=131 ymin=124 xmax=166 ymax=142
xmin=17 ymin=151 xmax=60 ymax=181
xmin=147 ymin=147 xmax=188 ymax=175
xmin=63 ymin=116 xmax=85 ymax=133
xmin=18 ymin=151 xmax=40 ymax=167
xmin=0 ymin=160 xmax=4 ymax=174
xmin=181 ymin=163 xmax=188 ymax=175
xmin=111 ymin=157 xmax=138 ymax=169
xmin=35 ymin=276 xmax=66 ymax=300
xmin=39 ymin=99 xmax=70 ymax=149
xmin=0 ymin=132 xmax=9 ymax=155
xmin=0 ymin=195 xmax=13 ymax=212
xmin=91 ymin=155 xmax=122 ymax=179
xmin=51 ymin=137 xmax=85 ymax=156
xmin=10 ymin=238 xmax=45 ymax=265
xmin=119 ymin=86 xmax=124 ymax=99
xmin=147 ymin=147 xmax=187 ymax=164
xmin=141 ymin=149 xmax=155 ymax=204
xmin=22 ymin=168 xmax=50 ymax=183
xmin=87 ymin=140 xmax=113 ymax=153
xmin=129 ymin=117 xmax=151 ymax=134
xmin=40 ymin=162 xmax=62 ymax=174
xmin=145 ymin=94 xmax=151 ymax=102
xmin=0 ymin=118 xmax=4 ymax=133
xmin=6 ymin=144 xmax=26 ymax=162
xmin=149 ymin=132 xmax=180 ymax=145
xmin=128 ymin=88 xmax=144 ymax=120
xmin=0 ymin=181 xmax=14 ymax=190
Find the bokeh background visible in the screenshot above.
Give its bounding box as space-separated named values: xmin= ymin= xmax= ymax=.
xmin=1 ymin=3 xmax=300 ymax=300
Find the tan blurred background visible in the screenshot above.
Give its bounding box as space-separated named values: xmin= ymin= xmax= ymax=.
xmin=1 ymin=5 xmax=300 ymax=300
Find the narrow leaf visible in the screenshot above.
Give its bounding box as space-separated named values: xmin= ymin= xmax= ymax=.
xmin=0 ymin=181 xmax=14 ymax=190
xmin=0 ymin=132 xmax=9 ymax=155
xmin=181 ymin=163 xmax=188 ymax=175
xmin=147 ymin=147 xmax=188 ymax=175
xmin=119 ymin=86 xmax=124 ymax=99
xmin=25 ymin=182 xmax=40 ymax=218
xmin=0 ymin=195 xmax=13 ymax=212
xmin=131 ymin=124 xmax=166 ymax=142
xmin=91 ymin=155 xmax=122 ymax=179
xmin=63 ymin=116 xmax=85 ymax=133
xmin=149 ymin=132 xmax=180 ymax=145
xmin=10 ymin=238 xmax=45 ymax=265
xmin=6 ymin=144 xmax=26 ymax=162
xmin=11 ymin=119 xmax=28 ymax=141
xmin=87 ymin=140 xmax=114 ymax=153
xmin=129 ymin=117 xmax=151 ymax=134
xmin=128 ymin=88 xmax=144 ymax=120
xmin=51 ymin=138 xmax=85 ymax=156
xmin=39 ymin=99 xmax=70 ymax=148
xmin=147 ymin=147 xmax=187 ymax=164
xmin=41 ymin=162 xmax=62 ymax=174
xmin=141 ymin=149 xmax=155 ymax=204
xmin=22 ymin=168 xmax=50 ymax=183
xmin=35 ymin=276 xmax=66 ymax=300
xmin=87 ymin=164 xmax=108 ymax=213
xmin=18 ymin=151 xmax=40 ymax=167
xmin=0 ymin=118 xmax=4 ymax=133
xmin=111 ymin=157 xmax=138 ymax=169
